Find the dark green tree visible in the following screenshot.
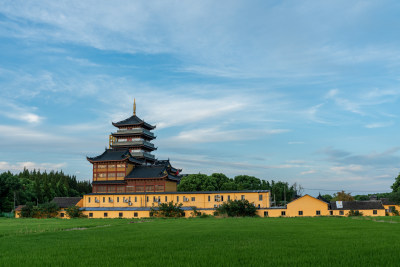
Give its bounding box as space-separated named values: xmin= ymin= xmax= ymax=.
xmin=391 ymin=173 xmax=400 ymax=192
xmin=216 ymin=199 xmax=257 ymax=217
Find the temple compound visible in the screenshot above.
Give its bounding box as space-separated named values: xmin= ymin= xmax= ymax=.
xmin=79 ymin=101 xmax=269 ymax=218
xmin=42 ymin=100 xmax=386 ymax=219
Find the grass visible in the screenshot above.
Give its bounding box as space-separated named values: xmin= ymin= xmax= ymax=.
xmin=1 ymin=216 xmax=400 ymax=266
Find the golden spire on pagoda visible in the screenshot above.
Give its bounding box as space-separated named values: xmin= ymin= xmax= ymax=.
xmin=133 ymin=98 xmax=136 ymax=115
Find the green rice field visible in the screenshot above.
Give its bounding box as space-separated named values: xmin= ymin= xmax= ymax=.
xmin=1 ymin=216 xmax=400 ymax=266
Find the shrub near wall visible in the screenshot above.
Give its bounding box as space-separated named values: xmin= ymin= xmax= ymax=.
xmin=20 ymin=202 xmax=59 ymax=218
xmin=216 ymin=199 xmax=257 ymax=217
xmin=150 ymin=201 xmax=185 ymax=217
xmin=65 ymin=206 xmax=86 ymax=218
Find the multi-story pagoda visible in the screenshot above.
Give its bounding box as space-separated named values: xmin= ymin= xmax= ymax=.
xmin=110 ymin=99 xmax=157 ymax=163
xmin=87 ymin=100 xmax=182 ymax=194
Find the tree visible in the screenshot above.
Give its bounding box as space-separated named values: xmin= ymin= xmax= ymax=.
xmin=391 ymin=173 xmax=400 ymax=192
xmin=20 ymin=202 xmax=36 ymax=218
xmin=215 ymin=199 xmax=257 ymax=217
xmin=321 ymin=194 xmax=333 ymax=202
xmin=210 ymin=173 xmax=230 ymax=191
xmin=65 ymin=206 xmax=86 ymax=218
xmin=332 ymin=191 xmax=354 ymax=201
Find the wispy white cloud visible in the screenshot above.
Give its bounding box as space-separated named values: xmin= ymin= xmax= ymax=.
xmin=0 ymin=98 xmax=44 ymax=123
xmin=170 ymin=127 xmax=289 ymax=143
xmin=365 ymin=122 xmax=394 ymax=128
xmin=300 ymin=170 xmax=316 ymax=175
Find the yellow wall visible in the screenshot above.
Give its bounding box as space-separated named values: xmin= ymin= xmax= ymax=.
xmin=83 ymin=191 xmax=269 ymax=210
xmin=165 ymin=181 xmax=177 ymax=192
xmin=383 ymin=204 xmax=400 ymax=216
xmin=286 ymin=195 xmax=329 ymax=217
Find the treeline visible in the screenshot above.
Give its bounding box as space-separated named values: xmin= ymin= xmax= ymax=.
xmin=320 ymin=173 xmax=400 ymax=203
xmin=0 ymin=169 xmax=91 ymax=212
xmin=177 ymin=173 xmax=302 ymax=205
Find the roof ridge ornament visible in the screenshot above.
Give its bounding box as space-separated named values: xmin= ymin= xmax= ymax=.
xmin=133 ymin=98 xmax=136 ymax=116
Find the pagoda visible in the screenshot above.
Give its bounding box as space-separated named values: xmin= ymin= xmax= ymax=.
xmin=87 ymin=100 xmax=182 ymax=194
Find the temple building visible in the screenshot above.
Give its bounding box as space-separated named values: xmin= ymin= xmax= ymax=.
xmin=15 ymin=100 xmax=388 ymax=219
xmin=87 ymin=100 xmax=182 ymax=194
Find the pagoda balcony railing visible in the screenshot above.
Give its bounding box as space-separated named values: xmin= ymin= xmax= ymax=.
xmin=115 ymin=128 xmax=154 ymax=137
xmin=113 ymin=140 xmax=155 ymax=148
xmin=130 ymin=151 xmax=155 ymax=159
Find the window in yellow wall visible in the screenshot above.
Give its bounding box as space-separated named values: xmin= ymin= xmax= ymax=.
xmin=330 ymin=211 xmax=333 ymax=215
xmin=88 ymin=197 xmax=91 ymax=203
xmin=165 ymin=196 xmax=167 ymax=202
xmin=241 ymin=195 xmax=245 ymax=200
xmin=134 ymin=212 xmax=138 ymax=217
xmin=117 ymin=197 xmax=119 ymax=203
xmin=117 ymin=164 xmax=125 ymax=168
xmin=227 ymin=195 xmax=230 ymax=201
xmin=259 ymin=195 xmax=263 ymax=201
xmin=281 ymin=211 xmax=286 ymax=216
xmin=264 ymin=211 xmax=268 ymax=217
xmin=316 ymin=210 xmax=321 ymax=215
xmin=373 ymin=210 xmax=377 ymax=215
xmin=119 ymin=212 xmax=123 ymax=217
xmin=177 ymin=196 xmax=179 ymax=202
xmin=298 ymin=211 xmax=303 ymax=216
xmin=104 ymin=212 xmax=108 ymax=217
xmin=191 ymin=197 xmax=195 ymax=201
xmin=89 ymin=213 xmax=93 ymax=218
xmin=146 ymin=196 xmax=149 ymax=202
xmin=60 ymin=213 xmax=64 ymax=218
xmin=208 ymin=195 xmax=210 ymax=202
xmin=135 ymin=196 xmax=137 ymax=202
xmin=339 ymin=210 xmax=344 ymax=215
xmin=221 ymin=196 xmax=224 ymax=201
xmin=103 ymin=197 xmax=105 ymax=202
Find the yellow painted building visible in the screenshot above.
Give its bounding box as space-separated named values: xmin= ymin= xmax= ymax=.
xmin=261 ymin=195 xmax=386 ymax=218
xmin=81 ymin=190 xmax=269 ymax=218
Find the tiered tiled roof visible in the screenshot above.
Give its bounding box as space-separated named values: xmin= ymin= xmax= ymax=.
xmin=87 ymin=149 xmax=144 ymax=164
xmin=112 ymin=115 xmax=155 ymax=129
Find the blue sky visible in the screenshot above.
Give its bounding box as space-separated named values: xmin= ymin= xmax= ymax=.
xmin=0 ymin=1 xmax=399 ymax=195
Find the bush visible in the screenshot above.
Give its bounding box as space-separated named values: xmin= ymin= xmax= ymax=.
xmin=19 ymin=202 xmax=59 ymax=218
xmin=39 ymin=202 xmax=59 ymax=218
xmin=392 ymin=208 xmax=399 ymax=216
xmin=215 ymin=199 xmax=257 ymax=217
xmin=150 ymin=201 xmax=185 ymax=218
xmin=190 ymin=206 xmax=202 ymax=217
xmin=65 ymin=205 xmax=86 ymax=218
xmin=20 ymin=202 xmax=35 ymax=218
xmin=348 ymin=210 xmax=363 ymax=217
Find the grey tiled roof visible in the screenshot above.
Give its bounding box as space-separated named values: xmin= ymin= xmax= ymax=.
xmin=329 ymin=201 xmax=384 ymax=210
xmin=87 ymin=149 xmax=143 ymax=164
xmin=380 ymin=198 xmax=397 ymax=205
xmin=112 ymin=115 xmax=155 ymax=129
xmin=125 ymin=160 xmax=182 ymax=181
xmin=51 ymin=197 xmax=82 ymax=208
